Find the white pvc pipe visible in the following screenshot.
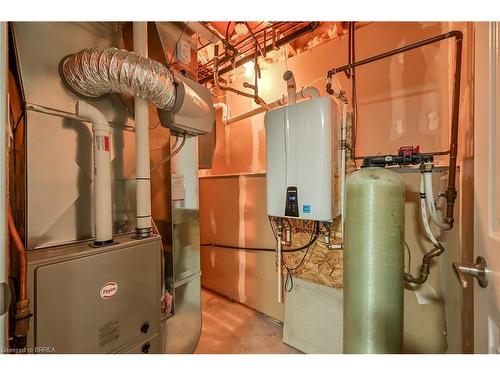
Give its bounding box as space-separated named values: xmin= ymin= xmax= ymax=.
xmin=0 ymin=21 xmax=9 ymax=352
xmin=340 ymin=102 xmax=347 ymax=237
xmin=423 ymin=171 xmax=450 ymax=230
xmin=213 ymin=102 xmax=228 ymax=123
xmin=420 ymin=173 xmax=439 ymax=246
xmin=133 ymin=22 xmax=152 ymax=235
xmin=277 ymin=223 xmax=283 ymax=304
xmin=283 ymin=70 xmax=297 ymax=105
xmin=76 ymin=100 xmax=113 ymax=244
xmin=217 ymin=87 xmax=319 ymax=125
xmin=299 ymin=86 xmax=320 ymax=99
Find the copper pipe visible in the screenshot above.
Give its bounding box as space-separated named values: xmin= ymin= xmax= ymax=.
xmin=404 ymin=244 xmax=445 ymax=284
xmin=198 ymin=22 xmax=290 ymax=71
xmin=8 ymin=205 xmax=26 ymax=301
xmin=198 ymin=22 xmax=235 ymax=53
xmin=213 ymin=44 xmax=271 ymax=109
xmin=245 ymin=22 xmax=266 ymax=57
xmin=8 ymin=204 xmax=31 ymax=349
xmin=444 ymin=34 xmax=463 ymax=227
xmin=212 ymin=45 xmax=255 ymax=100
xmin=200 ymin=22 xmax=319 ymax=84
xmin=326 ymin=30 xmax=463 ymax=227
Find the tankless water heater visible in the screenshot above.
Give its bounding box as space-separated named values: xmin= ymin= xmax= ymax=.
xmin=265 ymin=96 xmax=340 ymax=221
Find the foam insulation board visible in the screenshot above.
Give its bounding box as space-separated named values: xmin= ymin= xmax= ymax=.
xmin=283 ymin=277 xmax=343 ymax=353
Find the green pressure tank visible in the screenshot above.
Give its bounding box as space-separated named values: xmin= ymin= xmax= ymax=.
xmin=344 ymin=167 xmax=405 ymax=353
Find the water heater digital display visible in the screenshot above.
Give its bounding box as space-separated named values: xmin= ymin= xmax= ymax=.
xmin=265 ymin=96 xmax=340 ymax=221
xmin=285 ymin=186 xmax=299 ymax=217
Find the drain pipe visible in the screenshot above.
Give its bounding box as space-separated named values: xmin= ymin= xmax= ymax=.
xmin=133 ymin=22 xmax=153 ymax=238
xmin=76 ymin=100 xmax=113 ymax=245
xmin=215 ymin=86 xmax=320 ymax=125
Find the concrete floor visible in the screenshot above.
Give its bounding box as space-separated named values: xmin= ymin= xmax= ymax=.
xmin=195 ymin=289 xmax=301 ymax=354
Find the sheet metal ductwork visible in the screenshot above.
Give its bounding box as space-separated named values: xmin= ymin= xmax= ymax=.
xmin=60 ymin=47 xmax=176 ymax=110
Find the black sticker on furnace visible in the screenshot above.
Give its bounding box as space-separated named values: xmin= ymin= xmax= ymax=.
xmin=99 ymin=319 xmax=119 ymax=347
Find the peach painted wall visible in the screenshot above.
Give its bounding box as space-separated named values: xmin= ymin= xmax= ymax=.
xmin=199 ymin=22 xmax=474 ymax=352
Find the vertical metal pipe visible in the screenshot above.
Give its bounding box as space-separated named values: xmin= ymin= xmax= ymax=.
xmin=340 ymin=102 xmax=347 ymax=235
xmin=0 ymin=21 xmax=9 ymax=351
xmin=277 ymin=220 xmax=283 ymax=304
xmin=133 ymin=22 xmax=153 ymax=237
xmin=444 ymin=36 xmax=463 ymax=226
xmin=326 ymin=30 xmax=463 ymax=228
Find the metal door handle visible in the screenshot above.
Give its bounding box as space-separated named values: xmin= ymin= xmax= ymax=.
xmin=453 ymin=256 xmax=490 ymax=288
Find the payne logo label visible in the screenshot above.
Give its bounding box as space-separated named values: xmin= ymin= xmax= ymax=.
xmin=100 ymin=282 xmax=118 ymax=300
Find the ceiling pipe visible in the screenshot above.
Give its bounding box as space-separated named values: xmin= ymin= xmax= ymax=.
xmin=215 ymin=85 xmax=320 ymax=125
xmin=200 ymin=22 xmax=293 ymax=70
xmin=244 ymin=22 xmax=266 ymax=57
xmin=200 ymin=22 xmax=320 ymax=84
xmin=189 ymin=22 xmax=238 ymax=57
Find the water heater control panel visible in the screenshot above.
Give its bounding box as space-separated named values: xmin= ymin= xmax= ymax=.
xmin=285 ymin=186 xmax=299 ymax=217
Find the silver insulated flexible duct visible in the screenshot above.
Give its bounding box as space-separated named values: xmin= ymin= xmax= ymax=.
xmin=60 ymin=44 xmax=178 ymax=238
xmin=60 ymin=47 xmax=176 ymax=110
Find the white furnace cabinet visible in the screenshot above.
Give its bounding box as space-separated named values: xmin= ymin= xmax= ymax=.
xmin=265 ymin=96 xmax=340 ymax=221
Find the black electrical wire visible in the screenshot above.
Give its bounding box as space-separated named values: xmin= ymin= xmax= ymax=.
xmin=149 ymin=120 xmax=161 ymax=130
xmin=281 ymin=222 xmax=319 ymax=292
xmin=199 ymin=243 xmax=315 ymax=253
xmin=151 ymin=133 xmax=187 ymax=174
xmin=168 ymin=22 xmax=190 ymax=67
xmin=13 ymin=110 xmax=24 ymax=134
xmin=268 ymin=217 xmax=320 ymax=252
xmin=200 ymin=243 xmax=275 ymax=252
xmin=201 ymin=219 xmax=320 ymax=253
xmin=225 ymin=22 xmax=233 ymax=46
xmin=201 ymin=219 xmax=320 ymax=293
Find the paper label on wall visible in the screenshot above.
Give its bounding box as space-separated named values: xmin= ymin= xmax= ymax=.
xmin=172 ymin=174 xmax=185 ymax=201
xmin=95 ymin=135 xmax=110 ymax=152
xmin=410 ymin=283 xmax=438 ymax=305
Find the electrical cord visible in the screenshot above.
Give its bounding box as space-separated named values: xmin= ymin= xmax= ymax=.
xmin=201 ymin=243 xmax=275 ymax=252
xmin=281 ymin=221 xmax=319 ymax=292
xmin=199 ymin=242 xmax=316 ymax=253
xmin=225 ymin=22 xmax=233 ymax=44
xmin=168 ymin=22 xmax=190 ymax=67
xmin=268 ymin=217 xmax=320 ymax=252
xmin=201 ymin=219 xmax=319 ymax=253
xmin=151 ymin=133 xmax=187 ymax=174
xmin=149 ymin=120 xmax=161 ymax=130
